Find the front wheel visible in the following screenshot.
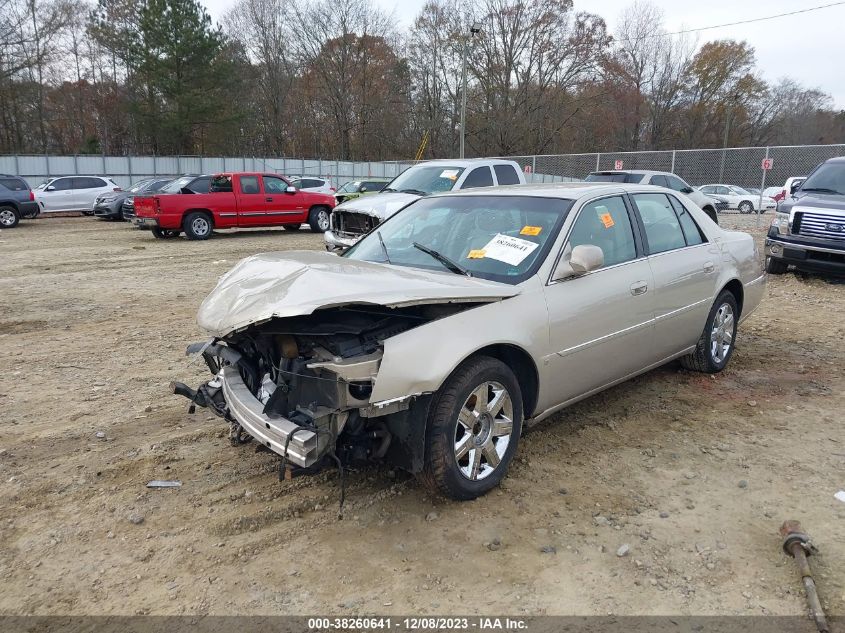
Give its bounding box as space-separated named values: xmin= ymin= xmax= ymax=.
xmin=0 ymin=206 xmax=20 ymax=228
xmin=738 ymin=201 xmax=754 ymax=214
xmin=308 ymin=207 xmax=331 ymax=233
xmin=418 ymin=356 xmax=523 ymax=500
xmin=680 ymin=291 xmax=738 ymax=373
xmin=183 ymin=212 xmax=213 ymax=240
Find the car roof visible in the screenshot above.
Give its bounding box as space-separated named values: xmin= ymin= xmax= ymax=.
xmin=413 ymin=158 xmax=519 ymax=168
xmin=590 ymin=169 xmax=670 ymax=176
xmin=431 ymin=181 xmax=680 ymax=201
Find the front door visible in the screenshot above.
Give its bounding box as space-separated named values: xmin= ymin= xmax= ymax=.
xmin=40 ymin=177 xmax=75 ymax=211
xmin=542 ymin=195 xmax=656 ymax=406
xmin=263 ymin=175 xmax=307 ymax=226
xmin=630 ymin=192 xmax=719 ymax=360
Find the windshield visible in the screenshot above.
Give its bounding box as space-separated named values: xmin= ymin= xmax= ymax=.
xmin=585 ymin=172 xmax=644 ymax=183
xmin=799 ymin=163 xmax=845 ymax=195
xmin=384 ymin=165 xmax=466 ymax=195
xmin=344 ymin=195 xmax=573 ymax=285
xmin=160 ymin=177 xmax=194 ymax=193
xmin=337 ymin=181 xmax=360 ymax=194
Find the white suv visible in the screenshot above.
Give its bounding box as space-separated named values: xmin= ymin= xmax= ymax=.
xmin=35 ymin=176 xmax=122 ymax=213
xmin=289 ymin=176 xmax=335 ymax=194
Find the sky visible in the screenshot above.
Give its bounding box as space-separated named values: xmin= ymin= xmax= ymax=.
xmin=201 ymin=0 xmax=845 ymax=108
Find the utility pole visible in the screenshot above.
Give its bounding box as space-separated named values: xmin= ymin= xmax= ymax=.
xmin=718 ymin=92 xmax=741 ymax=183
xmin=459 ymin=21 xmax=482 ymax=159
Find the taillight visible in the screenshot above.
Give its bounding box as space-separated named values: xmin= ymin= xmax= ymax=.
xmin=29 ymin=190 xmax=34 ymax=201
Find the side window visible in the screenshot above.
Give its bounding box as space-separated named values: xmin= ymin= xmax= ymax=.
xmin=668 ymin=196 xmax=706 ymax=246
xmin=700 ymin=186 xmax=714 ymax=194
xmin=189 ymin=177 xmax=210 ymax=193
xmin=461 ymin=167 xmax=494 ymax=189
xmin=649 ymin=175 xmax=668 ymax=187
xmin=716 ymin=186 xmax=730 ymax=195
xmin=51 ymin=178 xmax=73 ymax=191
xmin=665 ymin=175 xmax=689 ymax=192
xmin=567 ymin=196 xmax=637 ymax=268
xmin=210 ymin=175 xmax=233 ymax=192
xmin=632 ymin=193 xmax=687 ymax=254
xmin=263 ymin=176 xmax=287 ymax=193
xmin=0 ymin=178 xmax=27 ymax=191
xmin=494 ymin=164 xmax=520 ymax=185
xmin=364 ymin=181 xmax=386 ymax=191
xmin=240 ymin=176 xmax=260 ymax=194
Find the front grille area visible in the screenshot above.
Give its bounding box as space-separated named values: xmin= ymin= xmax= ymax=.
xmin=333 ymin=211 xmax=378 ymax=238
xmin=795 ymin=210 xmax=845 ymax=241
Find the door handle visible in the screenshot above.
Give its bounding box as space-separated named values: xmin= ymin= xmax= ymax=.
xmin=630 ymin=281 xmax=648 ymax=296
xmin=703 ymin=262 xmax=715 ymax=273
xmin=265 ymin=197 xmax=273 ymax=202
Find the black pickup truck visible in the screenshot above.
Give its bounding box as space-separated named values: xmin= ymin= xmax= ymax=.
xmin=766 ymin=156 xmax=845 ymax=276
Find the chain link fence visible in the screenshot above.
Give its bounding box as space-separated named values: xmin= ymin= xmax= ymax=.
xmin=501 ymin=144 xmax=845 ymax=191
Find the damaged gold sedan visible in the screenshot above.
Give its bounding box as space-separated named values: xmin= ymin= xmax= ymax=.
xmin=173 ymin=183 xmax=765 ymax=500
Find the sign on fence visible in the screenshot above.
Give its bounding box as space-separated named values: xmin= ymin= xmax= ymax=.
xmin=761 ymin=158 xmax=774 ymax=170
xmin=614 ymin=160 xmax=624 ymax=170
xmin=523 ymin=165 xmax=532 ymax=174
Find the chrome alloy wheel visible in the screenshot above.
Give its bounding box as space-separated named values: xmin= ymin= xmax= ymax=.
xmin=0 ymin=208 xmax=16 ymax=226
xmin=191 ymin=216 xmax=211 ymax=237
xmin=710 ymin=303 xmax=735 ymax=363
xmin=316 ymin=209 xmax=330 ymax=231
xmin=454 ymin=381 xmax=513 ymax=481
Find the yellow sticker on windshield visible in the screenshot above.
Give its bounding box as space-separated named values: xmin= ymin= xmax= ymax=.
xmin=467 ymin=249 xmax=486 ymax=259
xmin=520 ymin=225 xmax=542 ymax=236
xmin=600 ymin=213 xmax=615 ymax=229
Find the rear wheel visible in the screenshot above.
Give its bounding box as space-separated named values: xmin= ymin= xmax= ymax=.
xmin=282 ymin=224 xmax=302 ymax=231
xmin=680 ymin=291 xmax=738 ymax=373
xmin=183 ymin=212 xmax=213 ymax=240
xmin=418 ymin=356 xmax=523 ymax=500
xmin=738 ymin=200 xmax=754 ymax=214
xmin=766 ymin=256 xmax=789 ymax=274
xmin=308 ymin=206 xmax=331 ymax=233
xmin=0 ymin=206 xmax=20 ymax=228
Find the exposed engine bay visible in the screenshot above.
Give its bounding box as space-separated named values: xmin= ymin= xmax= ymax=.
xmin=172 ymin=303 xmax=479 ymax=478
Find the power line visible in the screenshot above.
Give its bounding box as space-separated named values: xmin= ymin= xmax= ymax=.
xmin=617 ymin=1 xmax=845 ymax=42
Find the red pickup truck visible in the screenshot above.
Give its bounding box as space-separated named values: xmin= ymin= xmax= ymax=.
xmin=131 ymin=172 xmax=335 ymax=240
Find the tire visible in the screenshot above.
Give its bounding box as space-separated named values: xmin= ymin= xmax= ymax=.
xmin=702 ymin=206 xmax=719 ymax=225
xmin=418 ymin=356 xmax=523 ymax=500
xmin=308 ymin=206 xmax=331 ymax=233
xmin=0 ymin=205 xmax=19 ymax=228
xmin=182 ymin=212 xmax=213 ymax=240
xmin=282 ymin=224 xmax=302 ymax=231
xmin=738 ymin=200 xmax=754 ymax=214
xmin=680 ymin=290 xmax=739 ymax=374
xmin=151 ymin=228 xmax=180 ymax=239
xmin=766 ymin=256 xmax=789 ymax=274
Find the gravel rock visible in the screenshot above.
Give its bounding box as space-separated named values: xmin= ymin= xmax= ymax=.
xmin=540 ymin=545 xmax=556 ymax=554
xmin=616 ymin=544 xmax=631 ymax=557
xmin=95 ymin=431 xmax=106 ymax=439
xmin=738 ymin=480 xmax=748 ymax=489
xmin=659 ymin=511 xmax=670 ymax=519
xmin=425 ymin=511 xmax=439 ymax=522
xmin=128 ymin=513 xmax=145 ymax=525
xmin=486 ymin=538 xmax=502 ymax=552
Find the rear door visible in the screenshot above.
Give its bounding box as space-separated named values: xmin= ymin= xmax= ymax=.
xmin=458 ymin=166 xmax=494 ymax=190
xmin=233 ymin=175 xmax=266 ymax=227
xmin=263 ymin=175 xmax=307 ymax=225
xmin=630 ymin=192 xmax=718 ymax=360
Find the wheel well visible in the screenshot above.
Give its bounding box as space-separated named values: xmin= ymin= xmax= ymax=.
xmin=309 ymin=204 xmax=330 ymax=214
xmin=721 ymin=279 xmax=744 ymax=317
xmin=470 ymin=344 xmax=539 ymax=418
xmin=185 ymin=209 xmax=214 ymax=226
xmin=0 ymin=200 xmax=19 ymax=210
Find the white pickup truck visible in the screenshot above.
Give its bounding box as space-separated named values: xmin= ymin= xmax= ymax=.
xmin=324 ymin=158 xmax=526 ymax=251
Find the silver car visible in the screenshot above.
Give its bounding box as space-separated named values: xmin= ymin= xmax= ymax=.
xmin=174 ymin=183 xmax=765 ymax=500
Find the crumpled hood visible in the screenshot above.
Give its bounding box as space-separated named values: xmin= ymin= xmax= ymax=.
xmin=197 ymin=251 xmax=520 ymax=337
xmin=333 ymin=192 xmax=420 ymax=220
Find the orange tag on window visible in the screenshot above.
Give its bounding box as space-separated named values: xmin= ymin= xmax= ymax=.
xmin=467 ymin=249 xmax=486 ymax=259
xmin=600 ymin=213 xmax=615 ymax=228
xmin=520 ymin=225 xmax=542 ymax=236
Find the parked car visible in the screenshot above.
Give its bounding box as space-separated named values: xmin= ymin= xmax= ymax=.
xmin=774 ymin=177 xmax=807 ymax=203
xmin=173 ymin=182 xmax=764 ymax=500
xmin=766 ymin=157 xmax=845 ymax=275
xmin=763 ymin=186 xmax=782 ymax=200
xmin=325 ymin=159 xmax=526 ymax=251
xmin=698 ymin=184 xmax=776 ymax=214
xmin=93 ymin=177 xmax=173 ymax=220
xmin=289 ymin=176 xmax=335 ymax=194
xmin=34 ymin=176 xmax=121 ymax=213
xmin=334 ymin=178 xmax=391 ymax=205
xmin=132 ymin=172 xmax=335 ymax=239
xmin=584 ymin=170 xmax=720 ymax=224
xmin=121 ymin=178 xmax=176 ymax=221
xmin=0 ymin=175 xmax=40 ymax=229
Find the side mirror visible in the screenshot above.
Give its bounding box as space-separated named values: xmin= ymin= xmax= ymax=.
xmin=790 ymin=181 xmax=802 ymax=195
xmin=285 ymin=186 xmax=297 ymax=194
xmin=681 ymin=186 xmax=694 ymax=194
xmin=359 ymin=186 xmax=368 ymax=193
xmin=552 ymin=244 xmax=604 ymax=280
xmin=45 ymin=185 xmax=55 ymax=191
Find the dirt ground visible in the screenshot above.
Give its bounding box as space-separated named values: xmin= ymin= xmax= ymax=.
xmin=0 ymin=213 xmax=843 ymax=618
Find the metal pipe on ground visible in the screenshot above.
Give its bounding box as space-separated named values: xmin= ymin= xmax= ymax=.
xmin=780 ymin=519 xmax=829 ymax=633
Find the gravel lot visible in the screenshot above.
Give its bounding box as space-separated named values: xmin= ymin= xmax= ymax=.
xmin=0 ymin=214 xmax=843 ymax=617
